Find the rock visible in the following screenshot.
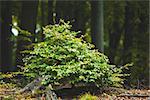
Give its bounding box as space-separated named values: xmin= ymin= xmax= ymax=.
xmin=18 ymin=77 xmax=42 ymax=93
xmin=17 ymin=77 xmax=58 ymax=100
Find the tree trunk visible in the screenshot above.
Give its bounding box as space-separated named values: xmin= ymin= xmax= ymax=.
xmin=72 ymin=1 xmax=85 ymax=35
xmin=0 ymin=1 xmax=13 ymax=72
xmin=0 ymin=1 xmax=1 ymax=69
xmin=109 ymin=2 xmax=123 ymax=64
xmin=16 ymin=1 xmax=38 ymax=66
xmin=123 ymin=2 xmax=134 ymax=65
xmin=91 ymin=1 xmax=104 ymax=52
xmin=133 ymin=2 xmax=149 ymax=87
xmin=123 ymin=2 xmax=135 ymax=87
xmin=48 ymin=0 xmax=54 ymax=24
xmin=41 ymin=1 xmax=48 ymax=26
xmin=37 ymin=0 xmax=48 ymax=42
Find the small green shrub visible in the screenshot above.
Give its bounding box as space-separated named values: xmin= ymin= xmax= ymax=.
xmin=3 ymin=96 xmax=14 ymax=100
xmin=79 ymin=93 xmax=98 ymax=100
xmin=22 ymin=20 xmax=124 ymax=87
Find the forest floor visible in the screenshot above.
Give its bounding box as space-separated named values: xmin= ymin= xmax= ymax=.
xmin=0 ymin=82 xmax=149 ymax=100
xmin=0 ymin=73 xmax=149 ymax=100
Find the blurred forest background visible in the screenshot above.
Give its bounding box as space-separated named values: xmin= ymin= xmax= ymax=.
xmin=0 ymin=0 xmax=149 ymax=88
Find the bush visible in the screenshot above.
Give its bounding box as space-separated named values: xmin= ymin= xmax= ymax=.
xmin=23 ymin=20 xmax=124 ymax=87
xmin=79 ymin=93 xmax=98 ymax=100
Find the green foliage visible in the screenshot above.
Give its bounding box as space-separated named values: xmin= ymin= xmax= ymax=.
xmin=3 ymin=96 xmax=14 ymax=100
xmin=79 ymin=93 xmax=98 ymax=100
xmin=22 ymin=20 xmax=124 ymax=87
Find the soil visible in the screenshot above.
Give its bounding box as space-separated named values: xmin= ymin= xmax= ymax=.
xmin=0 ymin=84 xmax=149 ymax=100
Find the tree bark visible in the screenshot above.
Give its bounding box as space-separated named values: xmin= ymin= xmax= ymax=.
xmin=109 ymin=2 xmax=123 ymax=64
xmin=91 ymin=1 xmax=104 ymax=52
xmin=0 ymin=1 xmax=1 ymax=69
xmin=48 ymin=0 xmax=54 ymax=24
xmin=123 ymin=2 xmax=134 ymax=64
xmin=123 ymin=2 xmax=135 ymax=87
xmin=41 ymin=1 xmax=48 ymax=26
xmin=0 ymin=1 xmax=13 ymax=72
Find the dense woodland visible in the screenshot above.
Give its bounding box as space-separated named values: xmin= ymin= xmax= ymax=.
xmin=0 ymin=0 xmax=149 ymax=99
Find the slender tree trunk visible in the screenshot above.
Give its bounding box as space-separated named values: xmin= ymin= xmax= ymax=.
xmin=37 ymin=0 xmax=48 ymax=41
xmin=0 ymin=1 xmax=1 ymax=69
xmin=72 ymin=2 xmax=85 ymax=34
xmin=123 ymin=2 xmax=134 ymax=64
xmin=41 ymin=1 xmax=48 ymax=26
xmin=123 ymin=2 xmax=135 ymax=87
xmin=48 ymin=0 xmax=54 ymax=24
xmin=16 ymin=1 xmax=38 ymax=66
xmin=91 ymin=1 xmax=104 ymax=52
xmin=109 ymin=3 xmax=123 ymax=64
xmin=134 ymin=2 xmax=149 ymax=87
xmin=0 ymin=1 xmax=13 ymax=72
